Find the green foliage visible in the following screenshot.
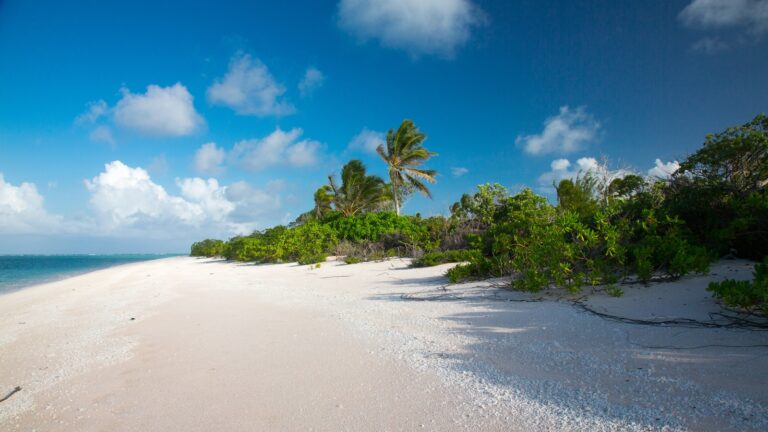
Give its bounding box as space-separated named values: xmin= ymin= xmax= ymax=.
xmin=446 ymin=263 xmax=485 ymax=283
xmin=555 ymin=175 xmax=598 ymax=219
xmin=669 ymin=114 xmax=768 ymax=259
xmin=627 ymin=209 xmax=711 ymax=282
xmin=606 ymin=285 xmax=624 ymax=297
xmin=190 ymin=239 xmax=226 ymax=257
xmin=677 ymin=113 xmax=768 ymax=195
xmin=327 ymin=160 xmax=390 ymax=216
xmin=344 ymin=255 xmax=363 ymax=264
xmin=708 ymin=257 xmax=768 ymax=316
xmin=377 ymin=119 xmax=438 ymax=215
xmin=450 ymin=183 xmax=509 ymax=227
xmin=447 ymin=185 xmax=711 ymax=292
xmin=412 ymin=249 xmax=479 ymax=267
xmin=325 ymin=211 xmax=436 ymax=251
xmin=222 ymin=221 xmax=336 ymax=264
xmin=609 ymin=174 xmax=645 ymax=199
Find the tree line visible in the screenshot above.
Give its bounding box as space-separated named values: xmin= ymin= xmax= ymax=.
xmin=191 ymin=114 xmax=768 ymax=316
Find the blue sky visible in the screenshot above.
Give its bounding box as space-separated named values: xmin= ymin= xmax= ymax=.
xmin=1 ymin=0 xmax=767 ymax=253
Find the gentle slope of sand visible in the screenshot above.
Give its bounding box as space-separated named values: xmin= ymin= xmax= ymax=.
xmin=1 ymin=257 xmax=766 ymax=431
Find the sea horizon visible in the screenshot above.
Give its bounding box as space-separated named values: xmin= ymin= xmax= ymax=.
xmin=0 ymin=253 xmax=183 ymax=294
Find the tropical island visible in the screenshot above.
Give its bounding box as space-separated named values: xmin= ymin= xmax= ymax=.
xmin=191 ymin=115 xmax=768 ymax=318
xmin=2 ymin=1 xmax=768 ymax=430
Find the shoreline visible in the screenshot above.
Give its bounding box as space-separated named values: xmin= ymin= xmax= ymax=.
xmin=1 ymin=257 xmax=766 ymax=431
xmin=0 ymin=255 xmax=182 ymax=296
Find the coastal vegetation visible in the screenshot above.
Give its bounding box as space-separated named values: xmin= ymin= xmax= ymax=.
xmin=191 ymin=115 xmax=768 ymax=311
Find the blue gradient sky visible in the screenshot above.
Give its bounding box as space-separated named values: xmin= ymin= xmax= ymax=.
xmin=0 ymin=0 xmax=766 ymax=253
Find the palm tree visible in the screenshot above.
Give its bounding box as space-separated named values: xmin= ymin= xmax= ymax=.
xmin=327 ymin=160 xmax=389 ymax=216
xmin=313 ymin=185 xmax=334 ymax=218
xmin=376 ymin=119 xmax=437 ymax=215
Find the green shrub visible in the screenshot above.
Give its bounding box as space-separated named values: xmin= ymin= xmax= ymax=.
xmin=324 ymin=212 xmax=437 ymax=251
xmin=298 ymin=253 xmax=328 ymax=266
xmin=446 ymin=263 xmax=481 ymax=283
xmin=344 ymin=255 xmax=363 ymax=264
xmin=222 ymin=221 xmax=336 ymax=264
xmin=412 ymin=249 xmax=479 ymax=267
xmin=708 ymin=257 xmax=768 ymax=316
xmin=190 ymin=239 xmax=226 ymax=257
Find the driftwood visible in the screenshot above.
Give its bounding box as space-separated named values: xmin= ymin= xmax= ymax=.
xmin=0 ymin=386 xmax=21 ymax=403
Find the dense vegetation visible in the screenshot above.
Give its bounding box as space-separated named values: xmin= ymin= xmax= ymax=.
xmin=191 ymin=115 xmax=768 ymax=310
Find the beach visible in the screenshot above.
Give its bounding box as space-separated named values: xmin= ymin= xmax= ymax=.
xmin=1 ymin=257 xmax=766 ymax=431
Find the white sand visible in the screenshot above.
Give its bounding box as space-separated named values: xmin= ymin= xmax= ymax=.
xmin=0 ymin=257 xmax=766 ymax=431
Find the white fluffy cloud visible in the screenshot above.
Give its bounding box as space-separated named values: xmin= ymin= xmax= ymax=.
xmin=647 ymin=159 xmax=680 ymax=179
xmin=84 ymin=161 xmax=280 ymax=236
xmin=299 ymin=67 xmax=325 ymax=97
xmin=113 ymin=83 xmax=204 ymax=136
xmin=517 ymin=106 xmax=600 ymax=156
xmin=85 ymin=161 xmax=202 ymax=229
xmin=207 ymin=54 xmax=294 ymax=116
xmin=347 ymin=128 xmax=385 ymax=154
xmin=194 ymin=142 xmax=226 ymax=175
xmin=679 ymin=0 xmax=768 ymax=34
xmin=0 ymin=173 xmax=61 ymax=234
xmin=451 ymin=167 xmax=469 ymax=177
xmin=337 ymin=0 xmax=484 ymax=57
xmin=230 ymin=128 xmax=322 ymax=171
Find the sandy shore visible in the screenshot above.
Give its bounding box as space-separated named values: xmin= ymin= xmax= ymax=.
xmin=1 ymin=257 xmax=766 ymax=431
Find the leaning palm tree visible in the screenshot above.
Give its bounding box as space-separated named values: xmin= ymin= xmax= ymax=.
xmin=376 ymin=119 xmax=437 ymax=215
xmin=327 ymin=160 xmax=389 ymax=216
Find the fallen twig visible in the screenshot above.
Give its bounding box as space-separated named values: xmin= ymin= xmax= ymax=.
xmin=0 ymin=386 xmax=21 ymax=403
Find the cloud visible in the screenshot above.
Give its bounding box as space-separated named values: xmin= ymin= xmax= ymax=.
xmin=223 ymin=181 xmax=282 ymax=227
xmin=691 ymin=36 xmax=730 ymax=53
xmin=194 ymin=142 xmax=226 ymax=175
xmin=75 ymin=100 xmax=108 ymax=125
xmin=537 ymin=157 xmax=633 ymax=193
xmin=230 ymin=128 xmax=322 ymax=171
xmin=517 ymin=106 xmax=600 ymax=156
xmin=679 ymin=0 xmax=768 ymax=34
xmin=647 ymin=159 xmax=680 ymax=179
xmin=0 ymin=173 xmax=61 ymax=234
xmin=89 ymin=125 xmax=115 ymax=145
xmin=207 ymin=53 xmax=295 ymax=116
xmin=84 ymin=161 xmax=280 ymax=237
xmin=299 ymin=67 xmax=325 ymax=97
xmin=347 ymin=128 xmax=385 ymax=154
xmin=337 ymin=0 xmax=484 ymax=58
xmin=113 ymin=83 xmax=204 ymax=136
xmin=537 ymin=157 xmax=598 ymax=189
xmin=451 ymin=167 xmax=469 ymax=177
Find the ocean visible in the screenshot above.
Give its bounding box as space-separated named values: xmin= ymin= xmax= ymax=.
xmin=0 ymin=254 xmax=180 ymax=294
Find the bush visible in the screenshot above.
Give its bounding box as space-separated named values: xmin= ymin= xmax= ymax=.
xmin=708 ymin=257 xmax=768 ymax=316
xmin=222 ymin=221 xmax=336 ymax=264
xmin=446 ymin=263 xmax=482 ymax=283
xmin=190 ymin=239 xmax=226 ymax=257
xmin=325 ymin=212 xmax=437 ymax=251
xmin=412 ymin=249 xmax=480 ymax=267
xmin=344 ymin=255 xmax=363 ymax=264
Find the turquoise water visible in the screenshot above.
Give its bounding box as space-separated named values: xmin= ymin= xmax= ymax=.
xmin=0 ymin=254 xmax=180 ymax=294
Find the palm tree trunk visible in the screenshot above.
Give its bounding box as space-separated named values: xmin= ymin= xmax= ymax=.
xmin=391 ymin=173 xmax=400 ymax=215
